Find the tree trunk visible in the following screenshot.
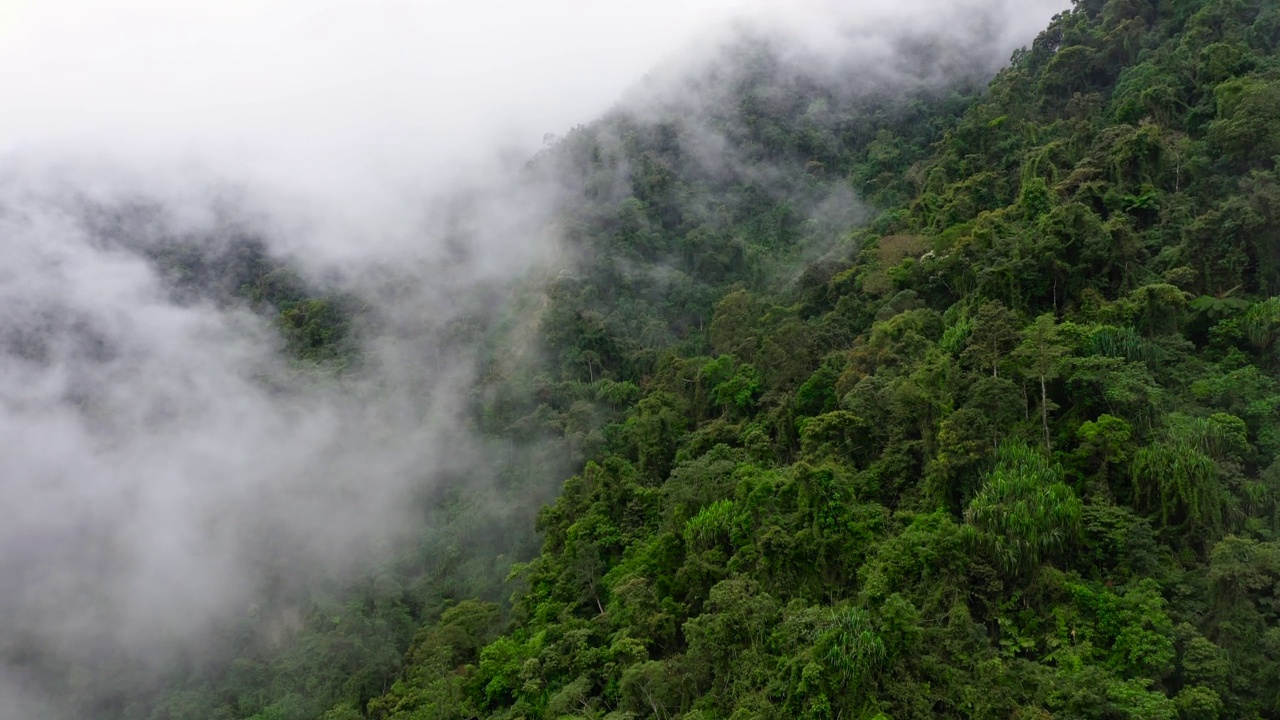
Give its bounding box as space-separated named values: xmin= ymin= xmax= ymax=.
xmin=1040 ymin=374 xmax=1050 ymax=450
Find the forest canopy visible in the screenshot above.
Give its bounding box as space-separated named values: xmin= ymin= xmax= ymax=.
xmin=42 ymin=0 xmax=1280 ymax=718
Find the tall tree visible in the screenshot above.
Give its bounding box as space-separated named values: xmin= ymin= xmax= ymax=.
xmin=962 ymin=301 xmax=1020 ymax=378
xmin=1014 ymin=313 xmax=1067 ymax=449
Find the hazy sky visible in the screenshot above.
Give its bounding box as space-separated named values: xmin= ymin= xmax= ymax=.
xmin=0 ymin=0 xmax=749 ymax=187
xmin=0 ymin=0 xmax=1068 ymax=178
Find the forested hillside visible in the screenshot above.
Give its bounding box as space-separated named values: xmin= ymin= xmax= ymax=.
xmin=143 ymin=0 xmax=1280 ymax=718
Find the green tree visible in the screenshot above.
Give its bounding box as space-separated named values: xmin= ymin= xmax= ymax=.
xmin=962 ymin=301 xmax=1021 ymax=378
xmin=1014 ymin=313 xmax=1067 ymax=449
xmin=1131 ymin=442 xmax=1221 ymax=534
xmin=965 ymin=442 xmax=1084 ymax=576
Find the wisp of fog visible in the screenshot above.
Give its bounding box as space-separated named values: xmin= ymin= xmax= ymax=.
xmin=0 ymin=0 xmax=1068 ymax=716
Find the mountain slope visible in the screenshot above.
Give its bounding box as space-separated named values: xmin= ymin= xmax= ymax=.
xmin=355 ymin=1 xmax=1280 ymax=719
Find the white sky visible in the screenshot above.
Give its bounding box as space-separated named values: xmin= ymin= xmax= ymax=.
xmin=0 ymin=0 xmax=1069 ymax=204
xmin=0 ymin=0 xmax=748 ymax=187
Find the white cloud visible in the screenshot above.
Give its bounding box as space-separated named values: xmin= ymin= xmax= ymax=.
xmin=0 ymin=0 xmax=747 ymax=185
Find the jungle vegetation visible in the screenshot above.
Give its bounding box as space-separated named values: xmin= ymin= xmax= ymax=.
xmin=132 ymin=0 xmax=1280 ymax=717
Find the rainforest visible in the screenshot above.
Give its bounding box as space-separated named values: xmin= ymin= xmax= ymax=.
xmin=4 ymin=0 xmax=1280 ymax=718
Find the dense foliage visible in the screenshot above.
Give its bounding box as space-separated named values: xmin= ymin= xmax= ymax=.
xmin=141 ymin=0 xmax=1280 ymax=717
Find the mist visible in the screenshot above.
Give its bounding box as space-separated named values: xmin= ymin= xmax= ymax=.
xmin=0 ymin=0 xmax=1069 ymax=717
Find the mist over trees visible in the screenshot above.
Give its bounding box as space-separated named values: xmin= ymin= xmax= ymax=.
xmin=5 ymin=0 xmax=1280 ymax=718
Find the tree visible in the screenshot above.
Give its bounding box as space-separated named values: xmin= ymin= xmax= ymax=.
xmin=710 ymin=289 xmax=760 ymax=360
xmin=1014 ymin=313 xmax=1067 ymax=449
xmin=962 ymin=301 xmax=1020 ymax=378
xmin=1131 ymin=442 xmax=1221 ymax=534
xmin=1075 ymin=414 xmax=1133 ymax=494
xmin=965 ymin=442 xmax=1083 ymax=576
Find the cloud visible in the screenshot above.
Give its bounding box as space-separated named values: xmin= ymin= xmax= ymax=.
xmin=0 ymin=0 xmax=744 ymax=193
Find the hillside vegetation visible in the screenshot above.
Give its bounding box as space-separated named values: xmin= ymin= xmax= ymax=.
xmin=149 ymin=0 xmax=1280 ymax=718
